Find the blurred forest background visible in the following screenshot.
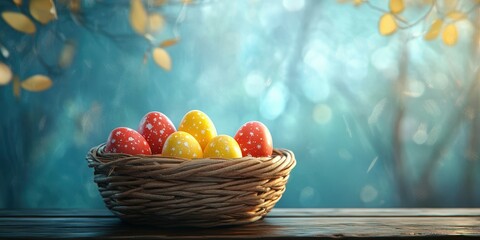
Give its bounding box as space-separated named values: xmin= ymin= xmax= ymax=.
xmin=1 ymin=0 xmax=480 ymax=208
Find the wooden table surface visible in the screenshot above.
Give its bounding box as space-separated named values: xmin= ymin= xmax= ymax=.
xmin=1 ymin=208 xmax=479 ymax=239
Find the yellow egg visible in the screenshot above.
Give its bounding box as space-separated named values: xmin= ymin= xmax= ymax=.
xmin=178 ymin=110 xmax=217 ymax=150
xmin=204 ymin=135 xmax=242 ymax=159
xmin=161 ymin=131 xmax=203 ymax=159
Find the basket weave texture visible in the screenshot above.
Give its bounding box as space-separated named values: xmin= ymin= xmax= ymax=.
xmin=86 ymin=143 xmax=296 ymax=227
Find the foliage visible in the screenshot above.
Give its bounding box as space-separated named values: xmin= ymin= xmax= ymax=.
xmin=341 ymin=0 xmax=479 ymax=46
xmin=0 ymin=0 xmax=189 ymax=98
xmin=339 ymin=0 xmax=480 ymax=206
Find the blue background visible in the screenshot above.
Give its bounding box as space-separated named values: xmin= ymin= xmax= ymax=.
xmin=1 ymin=0 xmax=479 ymax=208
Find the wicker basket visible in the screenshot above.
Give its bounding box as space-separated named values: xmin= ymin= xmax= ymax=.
xmin=86 ymin=143 xmax=296 ymax=227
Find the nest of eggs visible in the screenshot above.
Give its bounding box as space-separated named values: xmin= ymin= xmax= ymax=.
xmin=86 ymin=144 xmax=296 ymax=227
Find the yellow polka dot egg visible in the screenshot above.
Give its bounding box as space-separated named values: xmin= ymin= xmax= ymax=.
xmin=204 ymin=135 xmax=242 ymax=159
xmin=103 ymin=110 xmax=274 ymax=160
xmin=178 ymin=110 xmax=217 ymax=150
xmin=161 ymin=131 xmax=203 ymax=159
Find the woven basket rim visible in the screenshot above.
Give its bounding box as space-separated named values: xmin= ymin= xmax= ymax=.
xmin=90 ymin=143 xmax=293 ymax=161
xmin=86 ymin=143 xmax=296 ymax=179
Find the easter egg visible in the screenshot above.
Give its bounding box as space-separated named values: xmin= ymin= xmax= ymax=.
xmin=234 ymin=121 xmax=273 ymax=157
xmin=204 ymin=135 xmax=242 ymax=159
xmin=104 ymin=127 xmax=152 ymax=155
xmin=162 ymin=131 xmax=203 ymax=159
xmin=138 ymin=111 xmax=176 ymax=154
xmin=178 ymin=110 xmax=217 ymax=150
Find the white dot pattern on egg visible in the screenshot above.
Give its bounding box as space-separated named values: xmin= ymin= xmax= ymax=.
xmin=138 ymin=112 xmax=176 ymax=154
xmin=234 ymin=121 xmax=273 ymax=157
xmin=178 ymin=110 xmax=217 ymax=150
xmin=203 ymin=135 xmax=242 ymax=159
xmin=162 ymin=131 xmax=203 ymax=159
xmin=105 ymin=127 xmax=152 ymax=155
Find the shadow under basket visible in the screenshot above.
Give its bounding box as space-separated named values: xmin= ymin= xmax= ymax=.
xmin=86 ymin=143 xmax=296 ymax=228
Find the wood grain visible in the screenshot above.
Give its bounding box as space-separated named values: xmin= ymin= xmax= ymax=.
xmin=0 ymin=208 xmax=479 ymax=239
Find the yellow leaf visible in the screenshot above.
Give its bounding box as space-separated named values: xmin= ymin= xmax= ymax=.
xmin=150 ymin=0 xmax=168 ymax=6
xmin=152 ymin=48 xmax=171 ymax=71
xmin=130 ymin=0 xmax=148 ymax=35
xmin=442 ymin=23 xmax=458 ymax=46
xmin=446 ymin=11 xmax=466 ymax=21
xmin=29 ymin=0 xmax=56 ymax=24
xmin=379 ymin=13 xmax=397 ymax=36
xmin=13 ymin=0 xmax=22 ymax=6
xmin=1 ymin=11 xmax=36 ymax=34
xmin=353 ymin=0 xmax=362 ymax=6
xmin=13 ymin=76 xmax=20 ymax=98
xmin=69 ymin=0 xmax=81 ymax=13
xmin=58 ymin=41 xmax=76 ymax=68
xmin=424 ymin=19 xmax=443 ymax=40
xmin=0 ymin=62 xmax=12 ymax=85
xmin=159 ymin=38 xmax=180 ymax=48
xmin=182 ymin=0 xmax=193 ymax=4
xmin=148 ymin=13 xmax=165 ymax=33
xmin=389 ymin=0 xmax=404 ymax=14
xmin=21 ymin=75 xmax=52 ymax=91
xmin=444 ymin=0 xmax=457 ymax=12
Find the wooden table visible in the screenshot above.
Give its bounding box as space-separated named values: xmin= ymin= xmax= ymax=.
xmin=1 ymin=209 xmax=479 ymax=239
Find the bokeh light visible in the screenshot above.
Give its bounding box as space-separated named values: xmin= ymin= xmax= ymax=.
xmin=0 ymin=0 xmax=479 ymax=209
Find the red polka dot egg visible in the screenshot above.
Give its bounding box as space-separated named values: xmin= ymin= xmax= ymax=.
xmin=234 ymin=121 xmax=273 ymax=157
xmin=104 ymin=127 xmax=152 ymax=155
xmin=138 ymin=111 xmax=176 ymax=154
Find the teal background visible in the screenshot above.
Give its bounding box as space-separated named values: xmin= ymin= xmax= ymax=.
xmin=1 ymin=0 xmax=479 ymax=208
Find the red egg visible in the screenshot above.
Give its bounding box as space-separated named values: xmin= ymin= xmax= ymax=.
xmin=138 ymin=111 xmax=176 ymax=154
xmin=234 ymin=121 xmax=273 ymax=157
xmin=104 ymin=127 xmax=152 ymax=155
